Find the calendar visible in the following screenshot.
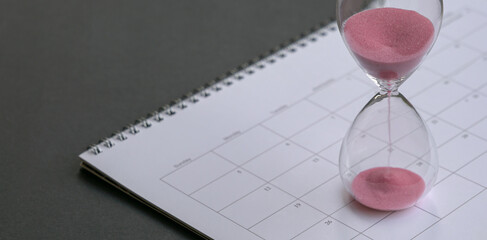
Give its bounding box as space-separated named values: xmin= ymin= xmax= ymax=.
xmin=80 ymin=0 xmax=487 ymax=239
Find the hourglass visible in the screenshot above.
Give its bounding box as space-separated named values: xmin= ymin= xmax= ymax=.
xmin=337 ymin=0 xmax=443 ymax=211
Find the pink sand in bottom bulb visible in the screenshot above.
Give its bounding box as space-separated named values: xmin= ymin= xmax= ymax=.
xmin=344 ymin=8 xmax=435 ymax=80
xmin=351 ymin=167 xmax=425 ymax=211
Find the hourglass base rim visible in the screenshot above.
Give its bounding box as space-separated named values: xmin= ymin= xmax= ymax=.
xmin=351 ymin=167 xmax=425 ymax=211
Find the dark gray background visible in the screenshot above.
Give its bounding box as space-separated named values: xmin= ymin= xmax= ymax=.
xmin=1 ymin=1 xmax=335 ymax=239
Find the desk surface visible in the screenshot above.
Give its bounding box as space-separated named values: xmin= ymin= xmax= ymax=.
xmin=0 ymin=1 xmax=335 ymax=239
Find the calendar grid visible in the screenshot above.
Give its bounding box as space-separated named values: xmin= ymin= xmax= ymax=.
xmin=469 ymin=116 xmax=487 ymax=141
xmin=160 ymin=98 xmax=342 ymax=238
xmin=162 ymin=170 xmax=267 ymax=240
xmin=157 ymin=67 xmax=361 ymax=181
xmin=208 ymin=126 xmax=337 ymax=234
xmin=412 ymin=189 xmax=486 ymax=239
xmin=162 ymin=32 xmax=487 ymax=235
xmin=81 ymin=2 xmax=487 ymax=239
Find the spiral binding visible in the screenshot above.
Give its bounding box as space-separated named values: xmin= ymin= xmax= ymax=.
xmin=87 ymin=19 xmax=336 ymax=155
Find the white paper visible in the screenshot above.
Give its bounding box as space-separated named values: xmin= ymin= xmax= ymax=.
xmin=80 ymin=0 xmax=487 ymax=239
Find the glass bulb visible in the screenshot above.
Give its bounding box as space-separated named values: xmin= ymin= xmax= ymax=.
xmin=336 ymin=0 xmax=443 ymax=210
xmin=339 ymin=92 xmax=438 ymax=210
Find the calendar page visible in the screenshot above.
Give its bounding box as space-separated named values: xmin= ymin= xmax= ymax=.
xmin=80 ymin=0 xmax=487 ymax=239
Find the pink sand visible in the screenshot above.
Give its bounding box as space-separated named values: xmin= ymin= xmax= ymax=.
xmin=351 ymin=167 xmax=425 ymax=211
xmin=344 ymin=8 xmax=435 ymax=80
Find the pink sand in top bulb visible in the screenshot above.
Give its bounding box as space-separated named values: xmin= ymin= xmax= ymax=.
xmin=351 ymin=167 xmax=425 ymax=211
xmin=344 ymin=8 xmax=435 ymax=80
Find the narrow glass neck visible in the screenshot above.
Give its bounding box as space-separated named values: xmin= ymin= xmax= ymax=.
xmin=376 ymin=78 xmax=404 ymax=96
xmin=379 ymin=84 xmax=399 ymax=96
xmin=367 ymin=73 xmax=407 ymax=95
